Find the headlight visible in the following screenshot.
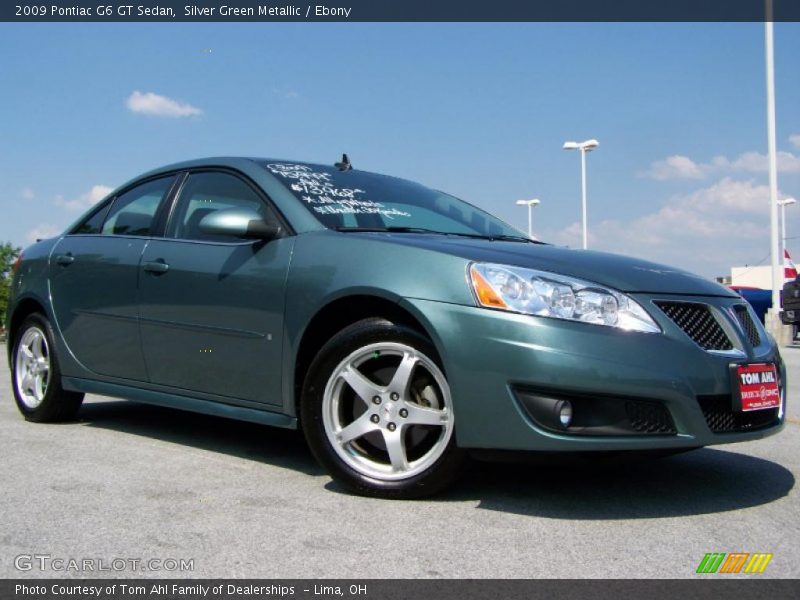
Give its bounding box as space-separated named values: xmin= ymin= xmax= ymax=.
xmin=469 ymin=262 xmax=660 ymax=333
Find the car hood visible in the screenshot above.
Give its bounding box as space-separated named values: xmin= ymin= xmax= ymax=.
xmin=360 ymin=233 xmax=736 ymax=297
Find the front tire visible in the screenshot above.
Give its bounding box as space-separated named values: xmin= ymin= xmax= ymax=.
xmin=11 ymin=313 xmax=84 ymax=422
xmin=301 ymin=318 xmax=465 ymax=499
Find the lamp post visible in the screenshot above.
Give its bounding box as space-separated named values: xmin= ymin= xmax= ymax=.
xmin=779 ymin=197 xmax=796 ymax=263
xmin=515 ymin=198 xmax=541 ymax=238
xmin=563 ymin=139 xmax=599 ymax=249
xmin=765 ymin=0 xmax=782 ymax=324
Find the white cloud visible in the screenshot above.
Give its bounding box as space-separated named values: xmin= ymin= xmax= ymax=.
xmin=545 ymin=177 xmax=791 ymax=277
xmin=125 ymin=90 xmax=203 ymax=118
xmin=55 ymin=184 xmax=113 ymax=212
xmin=26 ymin=224 xmax=61 ymax=243
xmin=789 ymin=133 xmax=800 ymax=150
xmin=714 ymin=150 xmax=800 ymax=174
xmin=643 ymin=149 xmax=800 ymax=180
xmin=20 ymin=187 xmax=34 ymax=200
xmin=643 ymin=155 xmax=706 ymax=180
xmin=680 ymin=176 xmax=776 ymax=214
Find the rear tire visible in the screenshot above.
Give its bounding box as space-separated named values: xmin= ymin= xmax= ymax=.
xmin=301 ymin=318 xmax=466 ymax=499
xmin=11 ymin=313 xmax=84 ymax=423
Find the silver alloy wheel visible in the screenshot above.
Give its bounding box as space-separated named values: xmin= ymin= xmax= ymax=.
xmin=15 ymin=326 xmax=51 ymax=409
xmin=322 ymin=342 xmax=454 ymax=481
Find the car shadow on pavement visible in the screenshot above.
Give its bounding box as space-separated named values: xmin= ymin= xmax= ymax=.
xmin=78 ymin=399 xmax=325 ymax=477
xmin=77 ymin=399 xmax=793 ymax=518
xmin=443 ymin=448 xmax=795 ymax=519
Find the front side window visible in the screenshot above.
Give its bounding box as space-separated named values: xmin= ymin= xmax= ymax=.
xmin=169 ymin=171 xmax=273 ymax=242
xmin=101 ymin=176 xmax=175 ymax=237
xmin=72 ymin=201 xmax=112 ymax=235
xmin=263 ymin=162 xmax=523 ymax=238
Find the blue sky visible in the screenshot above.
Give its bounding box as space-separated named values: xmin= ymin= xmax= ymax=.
xmin=1 ymin=22 xmax=799 ymax=277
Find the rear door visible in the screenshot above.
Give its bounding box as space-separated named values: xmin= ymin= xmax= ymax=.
xmin=49 ymin=175 xmax=177 ymax=380
xmin=137 ymin=170 xmax=293 ymax=405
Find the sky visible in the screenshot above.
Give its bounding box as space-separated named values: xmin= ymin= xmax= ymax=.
xmin=1 ymin=22 xmax=799 ymax=278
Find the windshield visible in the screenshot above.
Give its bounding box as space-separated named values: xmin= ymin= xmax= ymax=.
xmin=263 ymin=161 xmax=525 ymax=238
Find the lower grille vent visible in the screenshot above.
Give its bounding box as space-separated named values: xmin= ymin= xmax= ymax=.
xmin=697 ymin=395 xmax=780 ymax=433
xmin=625 ymin=401 xmax=677 ymax=434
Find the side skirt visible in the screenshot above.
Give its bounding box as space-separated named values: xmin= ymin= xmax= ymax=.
xmin=62 ymin=376 xmax=297 ymax=429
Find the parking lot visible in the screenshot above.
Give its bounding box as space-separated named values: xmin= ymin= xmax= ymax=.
xmin=0 ymin=342 xmax=798 ymax=579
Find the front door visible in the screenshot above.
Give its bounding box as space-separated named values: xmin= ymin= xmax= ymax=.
xmin=48 ymin=175 xmax=177 ymax=381
xmin=137 ymin=171 xmax=292 ymax=405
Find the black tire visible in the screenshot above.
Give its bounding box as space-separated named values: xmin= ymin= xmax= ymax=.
xmin=301 ymin=318 xmax=466 ymax=499
xmin=10 ymin=313 xmax=84 ymax=423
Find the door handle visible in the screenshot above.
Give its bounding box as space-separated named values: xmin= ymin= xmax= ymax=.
xmin=55 ymin=253 xmax=74 ymax=266
xmin=143 ymin=260 xmax=169 ymax=274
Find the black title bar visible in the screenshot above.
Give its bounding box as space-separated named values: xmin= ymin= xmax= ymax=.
xmin=4 ymin=579 xmax=800 ymax=600
xmin=4 ymin=0 xmax=800 ymax=23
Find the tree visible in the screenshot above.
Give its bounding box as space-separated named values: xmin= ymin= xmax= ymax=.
xmin=0 ymin=241 xmax=21 ymax=333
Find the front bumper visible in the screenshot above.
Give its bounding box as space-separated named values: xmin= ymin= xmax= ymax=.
xmin=403 ymin=295 xmax=785 ymax=452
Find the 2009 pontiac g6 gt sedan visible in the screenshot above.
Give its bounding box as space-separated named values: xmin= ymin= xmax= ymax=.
xmin=5 ymin=157 xmax=786 ymax=498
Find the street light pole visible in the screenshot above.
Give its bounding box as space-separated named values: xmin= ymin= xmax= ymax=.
xmin=580 ymin=148 xmax=588 ymax=250
xmin=516 ymin=199 xmax=541 ymax=238
xmin=765 ymin=0 xmax=781 ymax=322
xmin=563 ymin=139 xmax=599 ymax=249
xmin=779 ymin=197 xmax=797 ymax=262
xmin=528 ymin=202 xmax=532 ymax=238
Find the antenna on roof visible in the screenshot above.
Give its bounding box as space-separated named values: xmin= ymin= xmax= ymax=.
xmin=335 ymin=153 xmax=352 ymax=171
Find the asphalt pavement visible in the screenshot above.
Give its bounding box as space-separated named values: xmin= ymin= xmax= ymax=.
xmin=1 ymin=342 xmax=798 ymax=579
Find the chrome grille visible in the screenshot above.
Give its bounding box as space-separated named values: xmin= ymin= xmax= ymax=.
xmin=733 ymin=305 xmax=761 ymax=347
xmin=655 ymin=302 xmax=733 ymax=351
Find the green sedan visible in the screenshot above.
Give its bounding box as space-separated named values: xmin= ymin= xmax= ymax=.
xmin=5 ymin=157 xmax=786 ymax=498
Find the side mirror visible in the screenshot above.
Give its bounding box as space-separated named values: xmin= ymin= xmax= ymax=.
xmin=198 ymin=209 xmax=282 ymax=240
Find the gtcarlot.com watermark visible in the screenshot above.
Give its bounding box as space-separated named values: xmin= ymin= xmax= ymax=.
xmin=14 ymin=554 xmax=194 ymax=573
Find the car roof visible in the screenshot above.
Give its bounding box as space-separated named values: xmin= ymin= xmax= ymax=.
xmin=136 ymin=156 xmax=317 ymax=178
xmin=135 ymin=156 xmax=417 ymax=186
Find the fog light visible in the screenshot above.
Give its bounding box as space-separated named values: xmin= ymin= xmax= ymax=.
xmin=557 ymin=400 xmax=573 ymax=428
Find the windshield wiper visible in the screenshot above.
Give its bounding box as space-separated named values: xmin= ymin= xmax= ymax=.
xmin=335 ymin=226 xmax=446 ymax=234
xmin=335 ymin=227 xmax=545 ymax=244
xmin=431 ymin=231 xmax=544 ymax=244
xmin=486 ymin=234 xmax=545 ymax=244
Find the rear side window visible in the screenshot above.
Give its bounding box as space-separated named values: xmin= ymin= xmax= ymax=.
xmin=169 ymin=171 xmax=274 ymax=242
xmin=102 ymin=176 xmax=175 ymax=237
